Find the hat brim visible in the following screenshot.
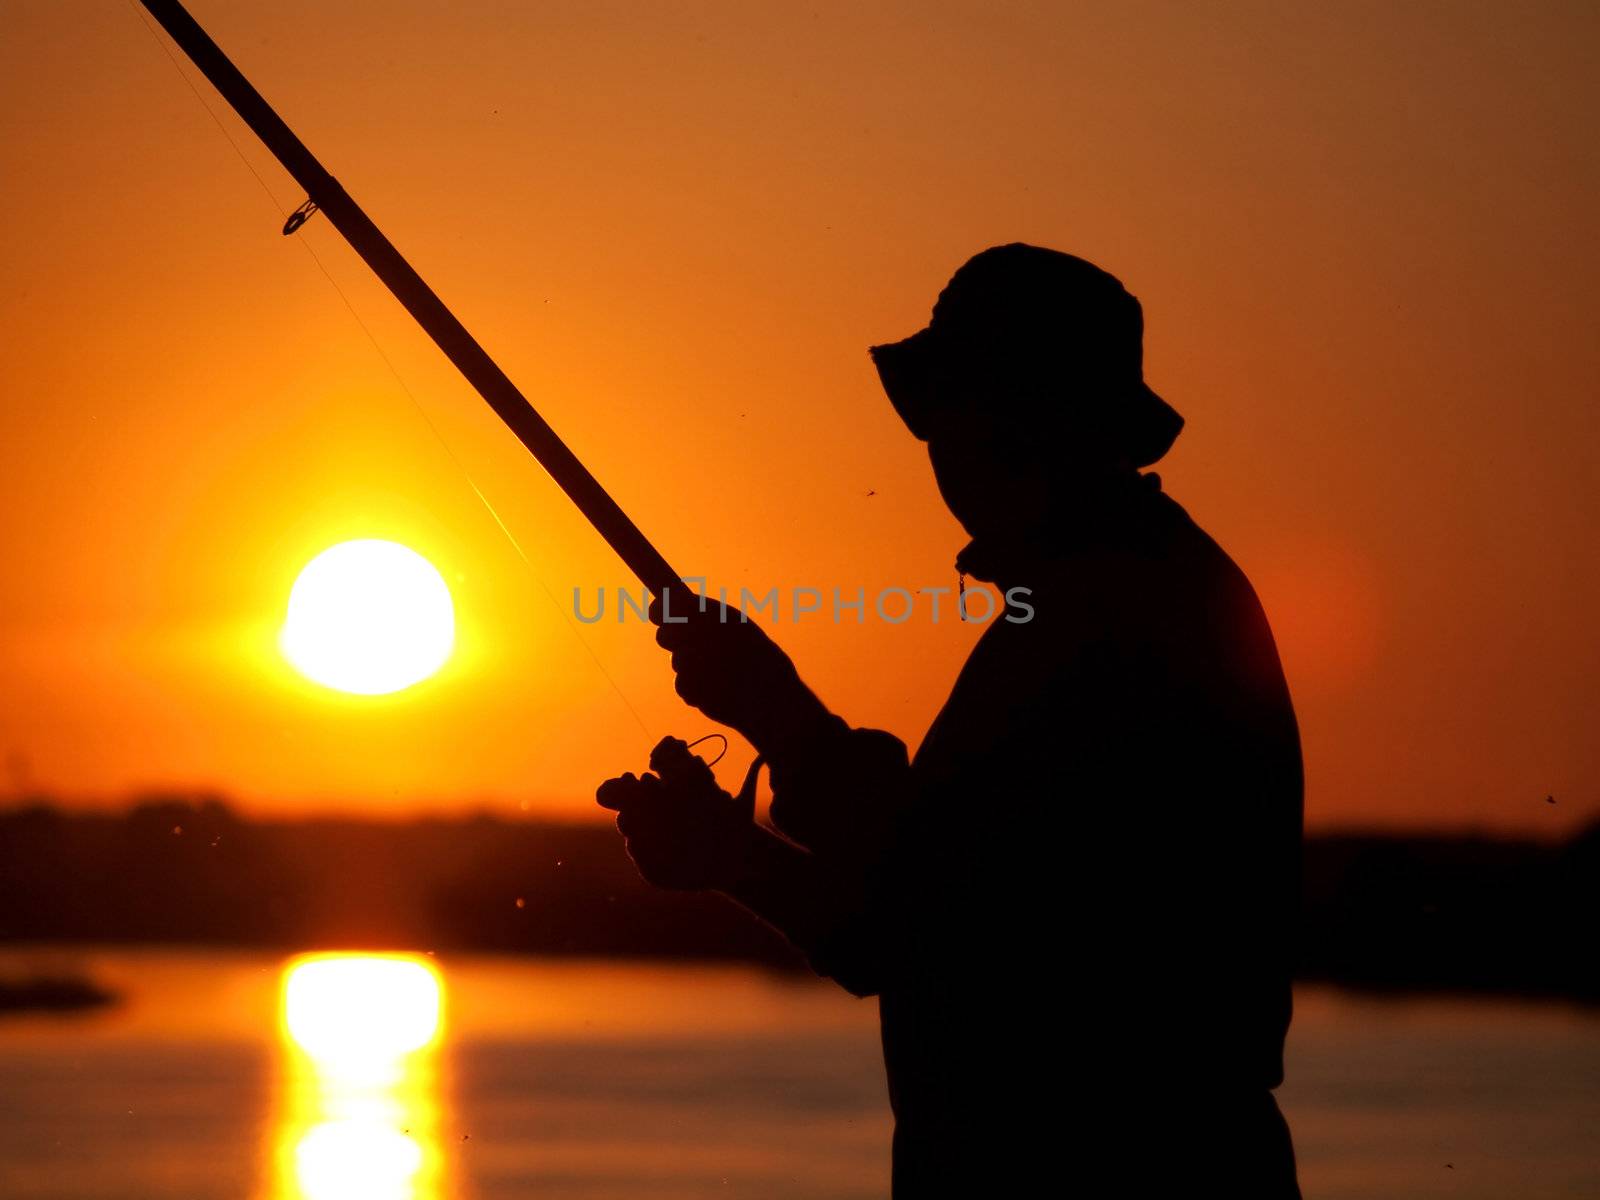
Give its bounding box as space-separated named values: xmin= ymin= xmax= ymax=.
xmin=868 ymin=329 xmax=942 ymax=441
xmin=868 ymin=332 xmax=1183 ymax=468
xmin=1120 ymin=381 xmax=1185 ymax=468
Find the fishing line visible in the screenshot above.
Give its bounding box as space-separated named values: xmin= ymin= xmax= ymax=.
xmin=291 ymin=233 xmax=655 ymax=741
xmin=126 ymin=0 xmax=289 ymax=216
xmin=684 ymin=733 xmax=728 ymax=767
xmin=126 ymin=0 xmax=654 ymax=740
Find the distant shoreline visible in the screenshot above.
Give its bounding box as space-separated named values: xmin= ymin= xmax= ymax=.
xmin=0 ymin=974 xmax=117 ymax=1014
xmin=2 ymin=800 xmax=1594 ymax=1003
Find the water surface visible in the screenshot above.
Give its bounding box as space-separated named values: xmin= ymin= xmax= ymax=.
xmin=0 ymin=949 xmax=1593 ymax=1198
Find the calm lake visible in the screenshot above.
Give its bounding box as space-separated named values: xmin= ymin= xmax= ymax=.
xmin=0 ymin=949 xmax=1595 ymax=1198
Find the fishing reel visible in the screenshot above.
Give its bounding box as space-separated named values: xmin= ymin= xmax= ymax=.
xmin=651 ymin=734 xmax=764 ymax=821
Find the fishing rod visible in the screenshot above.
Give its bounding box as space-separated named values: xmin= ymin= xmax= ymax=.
xmin=137 ymin=0 xmax=682 ymax=598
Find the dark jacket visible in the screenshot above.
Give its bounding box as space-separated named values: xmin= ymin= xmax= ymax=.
xmin=773 ymin=477 xmax=1303 ymax=1194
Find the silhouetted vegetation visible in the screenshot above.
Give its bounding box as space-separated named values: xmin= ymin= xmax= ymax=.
xmin=1300 ymin=827 xmax=1599 ymax=1001
xmin=0 ymin=797 xmax=799 ymax=967
xmin=0 ymin=973 xmax=116 ymax=1012
xmin=0 ymin=798 xmax=1593 ymax=998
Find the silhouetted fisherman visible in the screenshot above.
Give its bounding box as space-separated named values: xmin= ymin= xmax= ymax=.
xmin=599 ymin=244 xmax=1303 ymax=1196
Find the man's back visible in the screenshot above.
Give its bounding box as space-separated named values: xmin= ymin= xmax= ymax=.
xmin=879 ymin=478 xmax=1302 ymax=1189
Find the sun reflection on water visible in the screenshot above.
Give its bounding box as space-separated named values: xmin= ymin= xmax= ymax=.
xmin=275 ymin=953 xmax=446 ymax=1200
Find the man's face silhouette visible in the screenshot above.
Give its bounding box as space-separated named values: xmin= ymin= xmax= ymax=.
xmin=923 ymin=389 xmax=1140 ymax=544
xmin=924 ymin=404 xmax=1055 ymax=542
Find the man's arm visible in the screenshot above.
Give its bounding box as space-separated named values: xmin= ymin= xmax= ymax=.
xmin=618 ymin=601 xmax=912 ymax=992
xmin=719 ymin=824 xmax=834 ymax=953
xmin=721 ymin=822 xmax=888 ymax=999
xmin=599 ymin=737 xmax=895 ymax=998
xmin=727 ymin=724 xmax=914 ymax=998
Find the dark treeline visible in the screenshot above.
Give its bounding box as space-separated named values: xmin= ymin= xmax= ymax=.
xmin=0 ymin=798 xmax=798 ymax=967
xmin=0 ymin=798 xmax=1594 ymax=1000
xmin=1301 ymin=828 xmax=1597 ymax=1001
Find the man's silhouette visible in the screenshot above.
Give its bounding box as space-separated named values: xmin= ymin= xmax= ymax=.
xmin=598 ymin=244 xmax=1303 ymax=1196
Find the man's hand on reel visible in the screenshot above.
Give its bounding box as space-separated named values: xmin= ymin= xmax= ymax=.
xmin=596 ymin=736 xmax=756 ymax=891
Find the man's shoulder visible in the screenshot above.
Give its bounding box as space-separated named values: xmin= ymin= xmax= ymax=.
xmin=1013 ymin=491 xmax=1249 ymax=625
xmin=1123 ymin=492 xmax=1271 ymax=626
xmin=1015 ymin=489 xmax=1289 ymax=693
xmin=1147 ymin=493 xmax=1296 ymax=713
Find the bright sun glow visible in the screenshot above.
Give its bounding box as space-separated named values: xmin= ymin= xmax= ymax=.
xmin=284 ymin=954 xmax=443 ymax=1066
xmin=280 ymin=540 xmax=454 ymax=695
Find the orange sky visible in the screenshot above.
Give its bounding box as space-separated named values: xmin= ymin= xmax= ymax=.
xmin=1 ymin=1 xmax=1595 ymax=833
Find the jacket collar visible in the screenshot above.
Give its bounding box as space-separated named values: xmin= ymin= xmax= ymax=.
xmin=954 ymin=472 xmax=1166 ymax=590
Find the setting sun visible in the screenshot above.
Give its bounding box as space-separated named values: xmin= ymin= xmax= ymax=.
xmin=280 ymin=540 xmax=455 ymax=696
